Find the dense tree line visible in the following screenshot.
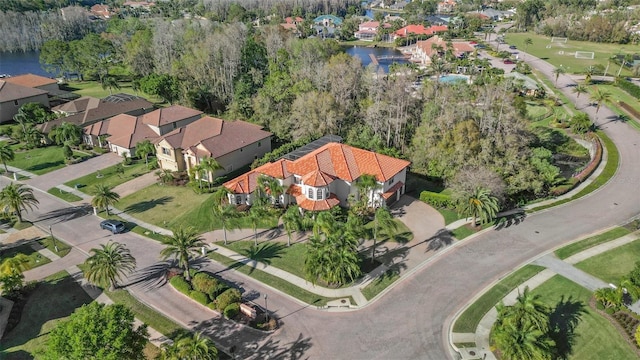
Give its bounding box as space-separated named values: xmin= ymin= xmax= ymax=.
xmin=0 ymin=0 xmax=71 ymax=12
xmin=0 ymin=6 xmax=102 ymax=52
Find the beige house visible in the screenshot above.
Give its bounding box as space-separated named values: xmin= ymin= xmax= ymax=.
xmin=155 ymin=116 xmax=272 ymax=181
xmin=0 ymin=80 xmax=49 ymax=123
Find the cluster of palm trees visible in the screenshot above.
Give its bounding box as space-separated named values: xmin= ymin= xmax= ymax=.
xmin=594 ymin=261 xmax=640 ymax=310
xmin=158 ymin=332 xmax=218 ymax=360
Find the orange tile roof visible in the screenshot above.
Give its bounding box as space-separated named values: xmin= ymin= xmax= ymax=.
xmin=382 ymin=181 xmax=404 ymax=200
xmin=260 ymin=159 xmax=291 ymax=179
xmin=394 ymin=25 xmax=448 ymax=37
xmin=4 ymin=74 xmax=57 ymax=88
xmin=295 ymin=193 xmax=340 ymax=211
xmin=301 ymin=170 xmax=334 ymax=186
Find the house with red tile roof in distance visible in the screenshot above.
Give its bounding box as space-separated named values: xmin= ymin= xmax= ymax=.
xmin=223 ymin=141 xmax=410 ymax=212
xmin=354 ymin=21 xmax=392 ymax=41
xmin=155 ymin=116 xmax=272 ymax=182
xmin=83 ymin=105 xmax=203 ymax=157
xmin=0 ymin=80 xmax=49 ymax=123
xmin=392 ymin=24 xmax=448 ymax=41
xmin=412 ymin=35 xmax=475 ymax=65
xmin=3 ymin=74 xmax=59 ymax=93
xmin=90 ymin=4 xmax=112 ymax=19
xmin=437 ymin=0 xmax=457 ymax=14
xmin=281 ymin=16 xmax=304 ymax=31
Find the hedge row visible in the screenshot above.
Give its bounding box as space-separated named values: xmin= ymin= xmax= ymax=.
xmin=549 ymin=134 xmax=602 ymax=197
xmin=170 ymin=272 xmax=241 ymax=318
xmin=616 ymin=78 xmax=640 ymax=99
xmin=419 ymin=191 xmax=453 ymax=209
xmin=170 ymin=276 xmax=191 ymax=295
xmin=619 ymin=101 xmax=640 ymax=120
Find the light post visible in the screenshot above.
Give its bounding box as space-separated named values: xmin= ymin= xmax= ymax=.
xmin=49 ymin=225 xmax=58 ymax=252
xmin=264 ymin=294 xmax=269 ymax=323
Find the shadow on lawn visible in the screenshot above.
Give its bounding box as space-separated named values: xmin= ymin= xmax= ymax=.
xmin=239 ymin=242 xmax=286 ymax=266
xmin=548 ymin=296 xmax=586 ymax=359
xmin=124 ymin=196 xmax=173 ymax=214
xmin=27 ymin=161 xmax=64 ymax=172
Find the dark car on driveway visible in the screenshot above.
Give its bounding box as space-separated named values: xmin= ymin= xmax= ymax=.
xmin=509 ymin=45 xmax=517 ymax=49
xmin=503 ymin=59 xmax=515 ymax=64
xmin=100 ymin=219 xmax=126 ymax=234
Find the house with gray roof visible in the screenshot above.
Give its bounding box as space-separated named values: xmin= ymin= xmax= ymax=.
xmin=0 ymin=80 xmax=49 ymax=123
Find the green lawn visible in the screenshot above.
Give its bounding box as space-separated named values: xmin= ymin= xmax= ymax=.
xmin=39 ymin=236 xmax=72 ymax=258
xmin=364 ymin=219 xmax=414 ymax=243
xmin=362 ymin=268 xmax=400 ymax=300
xmin=555 ymin=227 xmax=631 ymax=259
xmin=64 ymin=160 xmax=150 ymax=194
xmin=587 ymin=84 xmax=640 ymax=131
xmin=530 ymin=275 xmax=638 ymax=360
xmin=575 ymin=239 xmax=640 ymax=284
xmin=64 ymin=81 xmax=164 ymax=104
xmin=218 ymin=241 xmax=307 ymax=278
xmin=527 ymin=101 xmax=552 ymax=120
xmin=0 ymin=271 xmax=94 ymax=359
xmin=47 ymin=187 xmax=83 ymax=202
xmin=208 ymin=252 xmax=334 ymax=306
xmin=505 ymin=32 xmax=636 ymax=76
xmin=453 ymin=265 xmax=545 ymax=333
xmin=1 ymin=243 xmax=51 ymax=270
xmin=7 ymin=145 xmax=91 ymax=175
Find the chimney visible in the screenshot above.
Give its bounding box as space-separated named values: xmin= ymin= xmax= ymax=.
xmin=404 ymin=28 xmax=407 ymax=35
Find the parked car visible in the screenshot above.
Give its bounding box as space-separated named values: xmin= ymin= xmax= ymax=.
xmin=509 ymin=45 xmax=517 ymax=49
xmin=475 ymin=44 xmax=487 ymax=49
xmin=503 ymin=59 xmax=515 ymax=64
xmin=100 ymin=219 xmax=125 ymax=234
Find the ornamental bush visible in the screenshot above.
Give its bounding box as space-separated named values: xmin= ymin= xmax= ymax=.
xmin=192 ymin=272 xmax=220 ymax=297
xmin=223 ymin=303 xmax=240 ymax=319
xmin=189 ymin=290 xmax=210 ymax=306
xmin=216 ymin=288 xmax=241 ymax=312
xmin=419 ymin=191 xmax=453 ymax=209
xmin=170 ymin=276 xmax=191 ymax=295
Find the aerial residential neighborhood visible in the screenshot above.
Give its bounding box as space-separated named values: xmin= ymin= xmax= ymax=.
xmin=1 ymin=0 xmax=640 ymax=359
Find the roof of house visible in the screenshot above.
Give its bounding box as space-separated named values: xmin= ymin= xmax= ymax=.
xmin=224 ymin=142 xmax=410 ymax=194
xmin=158 ymin=116 xmax=272 ymax=159
xmin=394 ymin=24 xmax=448 ymax=37
xmin=313 ymin=14 xmax=343 ymax=25
xmin=140 ymin=105 xmax=202 ymax=127
xmin=40 ymin=94 xmax=153 ymax=133
xmin=416 ymin=35 xmax=475 ymax=57
xmin=106 ymin=114 xmax=158 ymax=149
xmin=0 ymin=80 xmax=48 ymax=103
xmin=3 ymin=74 xmax=58 ymax=89
xmin=53 ymin=96 xmax=100 ymax=114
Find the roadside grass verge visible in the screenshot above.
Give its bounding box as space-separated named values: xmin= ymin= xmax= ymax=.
xmin=208 ymin=252 xmax=333 ymax=306
xmin=99 ymin=212 xmax=166 ymax=243
xmin=7 ymin=145 xmax=91 ymax=175
xmin=64 ymin=160 xmax=150 ymax=194
xmin=530 ymin=275 xmax=638 ymax=360
xmin=575 ymin=239 xmax=640 ymax=284
xmin=39 ymin=236 xmax=72 ymax=257
xmin=362 ymin=268 xmax=400 ymax=300
xmin=47 ymin=187 xmax=83 ymax=202
xmin=1 ymin=242 xmax=51 ymax=270
xmin=555 ymin=227 xmax=631 ymax=259
xmin=452 ymin=265 xmax=545 ymax=333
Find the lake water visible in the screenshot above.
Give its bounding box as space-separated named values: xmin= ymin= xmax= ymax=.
xmin=0 ymin=51 xmax=51 ymax=77
xmin=344 ymin=46 xmax=409 ymax=73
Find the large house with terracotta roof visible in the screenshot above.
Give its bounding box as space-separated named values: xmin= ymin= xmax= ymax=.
xmin=392 ymin=24 xmax=448 ymax=40
xmin=0 ymin=80 xmax=50 ymax=123
xmin=354 ymin=21 xmax=392 ymax=41
xmin=155 ymin=116 xmax=272 ymax=181
xmin=223 ymin=142 xmax=410 ymax=211
xmin=412 ymin=35 xmax=475 ymax=65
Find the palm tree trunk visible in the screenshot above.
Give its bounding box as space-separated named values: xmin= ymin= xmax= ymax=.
xmin=3 ymin=161 xmax=7 ymax=173
xmin=106 ymin=206 xmax=110 ymax=216
xmin=223 ymin=225 xmax=228 ymax=245
xmin=16 ymin=210 xmax=22 ymax=223
xmin=254 ymin=227 xmax=258 ymax=246
xmin=287 ymin=232 xmax=291 ymax=247
xmin=184 ymin=262 xmax=191 ymax=281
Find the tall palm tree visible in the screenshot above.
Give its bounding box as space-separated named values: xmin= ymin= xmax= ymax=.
xmin=455 ymin=187 xmax=500 ymax=227
xmin=165 ymin=332 xmax=218 ymax=360
xmin=371 ymin=207 xmax=398 ymax=263
xmin=584 ymin=66 xmax=595 ymax=84
xmin=135 ymin=139 xmax=155 ymax=166
xmin=212 ymin=187 xmax=231 ymax=207
xmin=49 ymin=122 xmax=82 ymax=146
xmin=590 ymin=88 xmax=611 ymax=120
xmin=91 ymin=184 xmax=120 ymax=216
xmin=83 ymin=242 xmax=136 ymax=291
xmin=552 ymin=67 xmax=566 ymax=86
xmin=198 ymin=156 xmax=223 ymax=190
xmin=101 ymin=75 xmax=120 ymax=95
xmin=0 ymin=141 xmax=15 ymax=173
xmin=213 ymin=204 xmax=240 ymax=245
xmin=0 ymin=183 xmax=39 ymax=222
xmin=160 ymin=227 xmax=205 ymax=281
xmin=265 ymin=177 xmax=286 ymax=207
xmin=304 ymin=232 xmax=361 ymax=286
xmin=506 ymin=286 xmax=550 ymax=332
xmin=524 ymin=37 xmax=533 ymax=52
xmin=572 ymin=83 xmax=588 ymax=99
xmin=356 ymin=174 xmax=379 ymax=213
xmin=492 ymin=321 xmax=554 ymax=360
xmin=247 ymin=206 xmax=267 ymax=246
xmin=22 ymin=125 xmax=43 ymax=149
xmin=281 ymin=205 xmax=301 ymax=247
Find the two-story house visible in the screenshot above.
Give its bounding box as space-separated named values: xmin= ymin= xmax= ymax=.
xmin=0 ymin=80 xmax=49 ymax=123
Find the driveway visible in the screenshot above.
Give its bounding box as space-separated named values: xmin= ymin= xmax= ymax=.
xmin=24 ymin=152 xmax=121 ymax=191
xmin=392 ymin=195 xmax=444 ymax=243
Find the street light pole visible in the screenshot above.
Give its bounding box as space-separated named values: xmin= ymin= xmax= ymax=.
xmin=264 ymin=294 xmax=269 ymax=323
xmin=49 ymin=225 xmax=58 ymax=252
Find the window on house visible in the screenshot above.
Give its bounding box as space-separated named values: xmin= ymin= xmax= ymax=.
xmin=388 ymin=177 xmax=395 ymax=186
xmin=316 ymin=188 xmax=323 ymax=200
xmin=258 ymin=141 xmax=261 ymax=147
xmin=294 ymin=176 xmax=301 ymax=184
xmin=308 ymin=187 xmax=313 ymax=199
xmin=235 ymin=196 xmax=241 ymax=204
xmin=162 ymin=147 xmax=171 ymax=156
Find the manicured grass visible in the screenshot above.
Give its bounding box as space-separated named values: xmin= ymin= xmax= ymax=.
xmin=219 ymin=241 xmax=307 ymax=278
xmin=452 ymin=265 xmax=545 ymax=333
xmin=12 ymin=221 xmax=33 ymax=230
xmin=555 ymin=227 xmax=631 ymax=259
xmin=105 ymin=289 xmax=186 ymax=339
xmin=47 ymin=187 xmax=83 ymax=202
xmin=440 ymin=208 xmax=462 ymax=225
xmin=530 ymin=275 xmax=638 ymax=360
xmin=65 ymin=81 xmax=164 ymax=104
xmin=575 ymin=239 xmax=640 ymax=284
xmin=1 ymin=242 xmax=51 ymax=270
xmin=7 ymin=145 xmax=91 ymax=175
xmin=530 ymin=69 xmax=576 ymax=113
xmin=527 ymin=101 xmax=552 ymax=120
xmin=100 ymin=212 xmax=166 ymax=243
xmin=586 ymin=84 xmax=640 ymax=132
xmin=64 ymin=160 xmax=150 ymax=194
xmin=362 ymin=268 xmax=400 ymax=300
xmin=364 ymin=219 xmax=414 ymax=243
xmin=208 ymin=252 xmax=334 ymax=306
xmin=0 ymin=271 xmax=94 ymax=359
xmin=39 ymin=236 xmax=72 ymax=258
xmin=505 ymin=32 xmax=636 ymax=76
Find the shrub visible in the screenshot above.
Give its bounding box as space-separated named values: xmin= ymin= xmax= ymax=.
xmin=170 ymin=276 xmax=191 ymax=295
xmin=216 ymin=288 xmax=241 ymax=312
xmin=207 ymin=302 xmax=217 ymax=311
xmin=223 ymin=303 xmax=240 ymax=319
xmin=189 ymin=290 xmax=210 ymax=306
xmin=211 ymin=283 xmax=230 ymax=299
xmin=615 ymin=78 xmax=640 ymax=99
xmin=619 ymin=101 xmax=640 ymax=120
xmin=62 ymin=144 xmax=73 ymax=159
xmin=573 ymin=136 xmax=602 ymax=183
xmin=419 ymin=191 xmax=453 ymax=209
xmin=192 ymin=273 xmax=220 ymax=296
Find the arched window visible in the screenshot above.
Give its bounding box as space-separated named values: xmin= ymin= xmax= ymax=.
xmin=308 ymin=187 xmax=314 ymax=199
xmin=316 ymin=188 xmax=323 ymax=200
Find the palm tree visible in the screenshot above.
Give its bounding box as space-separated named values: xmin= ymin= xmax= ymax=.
xmin=83 ymin=242 xmax=136 ymax=291
xmin=212 ymin=187 xmax=231 ymax=207
xmin=0 ymin=183 xmax=39 ymax=222
xmin=584 ymin=66 xmax=595 ymax=84
xmin=198 ymin=156 xmax=222 ymax=190
xmin=22 ymin=125 xmax=43 ymax=149
xmin=156 ymin=169 xmax=174 ymax=185
xmin=507 ymin=286 xmax=550 ymax=332
xmin=246 ymin=206 xmax=267 ymax=246
xmin=305 ymin=232 xmax=361 ymax=286
xmin=0 ymin=141 xmax=15 ymax=173
xmin=101 ymin=75 xmax=120 ymax=95
xmin=492 ymin=321 xmax=554 ymax=360
xmin=312 ymin=211 xmax=336 ymax=238
xmin=590 ymin=88 xmax=611 ymax=120
xmin=160 ymin=227 xmax=205 ymax=281
xmin=212 ymin=204 xmax=240 ymax=245
xmin=524 ymin=37 xmax=533 ymax=52
xmin=552 ymin=67 xmax=565 ymax=86
xmin=135 ymin=139 xmax=155 ymax=166
xmin=455 ymin=187 xmax=500 ymax=227
xmin=49 ymin=122 xmax=82 ymax=146
xmin=264 ymin=177 xmax=286 ymax=207
xmin=164 ymin=332 xmax=218 ymax=360
xmin=91 ymin=184 xmax=120 ymax=216
xmin=594 ymin=287 xmax=622 ymax=309
xmin=371 ymin=207 xmax=398 ymax=263
xmin=355 ymin=174 xmax=379 ymax=214
xmin=281 ymin=205 xmax=301 ymax=247
xmin=0 ymin=254 xmax=30 ymax=275
xmin=572 ymin=83 xmax=588 ymax=99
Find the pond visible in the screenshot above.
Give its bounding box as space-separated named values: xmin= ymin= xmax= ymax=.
xmin=0 ymin=50 xmax=51 ymax=77
xmin=344 ymin=46 xmax=409 ymax=73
